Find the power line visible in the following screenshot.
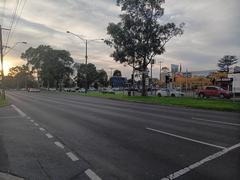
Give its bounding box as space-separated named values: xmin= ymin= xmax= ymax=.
xmin=9 ymin=0 xmax=27 ymax=46
xmin=3 ymin=0 xmax=22 ymax=53
xmin=0 ymin=0 xmax=7 ymax=26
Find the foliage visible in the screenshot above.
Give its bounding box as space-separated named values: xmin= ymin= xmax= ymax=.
xmin=106 ymin=0 xmax=184 ymax=96
xmin=97 ymin=69 xmax=108 ymax=87
xmin=7 ymin=65 xmax=36 ymax=89
xmin=218 ymin=55 xmax=238 ymax=72
xmin=21 ymin=45 xmax=74 ymax=89
xmin=74 ymin=63 xmax=109 ymax=89
xmin=74 ymin=63 xmax=98 ymax=88
xmin=113 ymin=69 xmax=122 ymax=77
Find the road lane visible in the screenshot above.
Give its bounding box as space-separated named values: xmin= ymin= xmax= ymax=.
xmin=6 ymin=91 xmax=240 ymax=180
xmin=0 ymin=105 xmax=89 ymax=180
xmin=8 ymin=91 xmax=240 ymax=147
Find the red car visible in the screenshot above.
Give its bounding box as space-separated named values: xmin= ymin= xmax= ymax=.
xmin=197 ymin=86 xmax=232 ymax=99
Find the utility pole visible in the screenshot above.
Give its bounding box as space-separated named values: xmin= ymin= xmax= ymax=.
xmin=85 ymin=40 xmax=88 ymax=64
xmin=0 ymin=25 xmax=4 ymax=99
xmin=0 ymin=25 xmax=10 ymax=99
xmin=150 ymin=59 xmax=154 ymax=95
xmin=110 ymin=68 xmax=114 ymax=77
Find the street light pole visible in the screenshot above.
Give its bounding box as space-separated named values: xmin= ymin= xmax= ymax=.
xmin=4 ymin=41 xmax=27 ymax=56
xmin=66 ymin=31 xmax=104 ymax=92
xmin=85 ymin=40 xmax=88 ymax=64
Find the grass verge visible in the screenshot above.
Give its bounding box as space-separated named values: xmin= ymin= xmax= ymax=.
xmin=0 ymin=96 xmax=8 ymax=107
xmin=65 ymin=92 xmax=240 ymax=112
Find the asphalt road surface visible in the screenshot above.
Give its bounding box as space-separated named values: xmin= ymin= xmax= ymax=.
xmin=1 ymin=90 xmax=239 ymax=180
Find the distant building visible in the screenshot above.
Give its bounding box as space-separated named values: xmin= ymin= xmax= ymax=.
xmin=110 ymin=76 xmax=127 ymax=88
xmin=191 ymin=70 xmax=216 ymax=77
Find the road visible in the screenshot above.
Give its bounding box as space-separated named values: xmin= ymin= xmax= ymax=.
xmin=1 ymin=90 xmax=239 ymax=180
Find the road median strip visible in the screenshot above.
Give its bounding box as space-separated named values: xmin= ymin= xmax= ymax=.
xmin=65 ymin=92 xmax=240 ymax=112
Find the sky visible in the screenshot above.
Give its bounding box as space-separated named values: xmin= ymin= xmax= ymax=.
xmin=0 ymin=0 xmax=240 ymax=78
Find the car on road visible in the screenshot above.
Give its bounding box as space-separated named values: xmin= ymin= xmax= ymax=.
xmin=157 ymin=88 xmax=185 ymax=97
xmin=64 ymin=87 xmax=79 ymax=92
xmin=196 ymin=86 xmax=232 ymax=99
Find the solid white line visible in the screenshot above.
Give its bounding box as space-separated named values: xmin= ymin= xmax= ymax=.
xmin=34 ymin=123 xmax=39 ymax=126
xmin=0 ymin=116 xmax=20 ymax=119
xmin=161 ymin=142 xmax=240 ymax=180
xmin=192 ymin=117 xmax=240 ymax=127
xmin=30 ymin=120 xmax=34 ymax=122
xmin=27 ymin=117 xmax=31 ymax=120
xmin=146 ymin=127 xmax=226 ymax=149
xmin=66 ymin=152 xmax=79 ymax=161
xmin=85 ymin=169 xmax=102 ymax=180
xmin=11 ymin=105 xmax=26 ymax=117
xmin=39 ymin=128 xmax=45 ymax=131
xmin=54 ymin=141 xmax=64 ymax=149
xmin=45 ymin=133 xmax=53 ymax=139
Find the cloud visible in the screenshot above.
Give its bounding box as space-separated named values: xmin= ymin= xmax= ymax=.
xmin=1 ymin=0 xmax=239 ymax=77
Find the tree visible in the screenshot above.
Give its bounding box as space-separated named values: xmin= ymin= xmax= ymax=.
xmin=74 ymin=63 xmax=98 ymax=88
xmin=97 ymin=69 xmax=108 ymax=87
xmin=106 ymin=0 xmax=184 ymax=96
xmin=8 ymin=65 xmax=36 ymax=89
xmin=218 ymin=55 xmax=238 ymax=72
xmin=113 ymin=69 xmax=122 ymax=77
xmin=21 ymin=45 xmax=74 ymax=90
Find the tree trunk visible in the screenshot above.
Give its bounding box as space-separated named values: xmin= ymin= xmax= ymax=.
xmin=142 ymin=71 xmax=147 ymax=96
xmin=47 ymin=80 xmax=50 ymax=90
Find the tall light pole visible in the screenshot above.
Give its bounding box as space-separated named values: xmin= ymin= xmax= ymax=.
xmin=66 ymin=31 xmax=104 ymax=65
xmin=66 ymin=30 xmax=104 ymax=92
xmin=4 ymin=41 xmax=27 ymax=56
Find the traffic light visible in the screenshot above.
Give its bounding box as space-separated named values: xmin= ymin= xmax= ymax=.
xmin=165 ymin=75 xmax=170 ymax=83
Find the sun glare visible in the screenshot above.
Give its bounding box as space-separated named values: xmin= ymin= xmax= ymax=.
xmin=3 ymin=61 xmax=12 ymax=75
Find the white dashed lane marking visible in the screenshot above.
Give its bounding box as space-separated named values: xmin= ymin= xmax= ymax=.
xmin=192 ymin=117 xmax=240 ymax=127
xmin=11 ymin=104 xmax=103 ymax=180
xmin=85 ymin=169 xmax=102 ymax=180
xmin=161 ymin=142 xmax=240 ymax=180
xmin=54 ymin=141 xmax=65 ymax=149
xmin=11 ymin=105 xmax=27 ymax=117
xmin=146 ymin=127 xmax=226 ymax=149
xmin=45 ymin=133 xmax=53 ymax=139
xmin=66 ymin=152 xmax=79 ymax=161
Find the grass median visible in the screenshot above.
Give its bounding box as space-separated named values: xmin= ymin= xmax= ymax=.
xmin=65 ymin=92 xmax=240 ymax=112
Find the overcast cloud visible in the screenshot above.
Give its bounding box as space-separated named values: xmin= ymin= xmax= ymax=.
xmin=1 ymin=0 xmax=240 ymax=77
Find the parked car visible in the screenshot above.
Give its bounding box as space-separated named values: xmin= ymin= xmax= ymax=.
xmin=102 ymin=88 xmax=115 ymax=94
xmin=157 ymin=88 xmax=185 ymax=97
xmin=196 ymin=86 xmax=232 ymax=99
xmin=64 ymin=87 xmax=78 ymax=92
xmin=88 ymin=87 xmax=96 ymax=91
xmin=78 ymin=88 xmax=86 ymax=93
xmin=28 ymin=88 xmax=40 ymax=92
